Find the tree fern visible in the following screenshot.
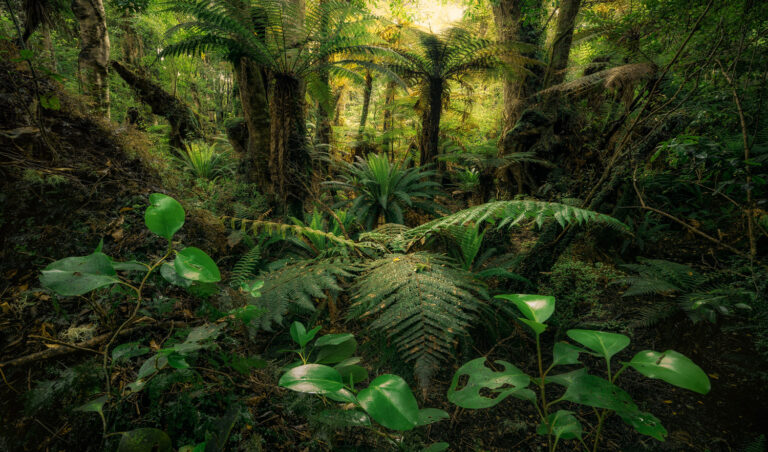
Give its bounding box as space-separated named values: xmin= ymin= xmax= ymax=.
xmin=252 ymin=258 xmax=357 ymax=330
xmin=348 ymin=252 xmax=487 ymax=388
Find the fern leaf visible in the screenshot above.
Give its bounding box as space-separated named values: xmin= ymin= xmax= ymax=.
xmin=230 ymin=245 xmax=262 ymax=289
xmin=349 ymin=252 xmax=487 ymax=388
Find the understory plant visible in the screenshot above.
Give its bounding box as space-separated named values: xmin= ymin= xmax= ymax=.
xmin=174 ymin=141 xmax=235 ymax=180
xmin=38 ymin=193 xmax=259 ymax=450
xmin=447 ymin=294 xmax=711 ymax=452
xmin=278 ymin=322 xmax=449 ymax=449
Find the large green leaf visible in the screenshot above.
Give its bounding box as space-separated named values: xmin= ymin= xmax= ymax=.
xmin=315 ymin=334 xmax=357 ymax=364
xmin=566 ymin=329 xmax=630 ymax=362
xmin=118 ymin=428 xmax=172 ymax=452
xmin=40 ymin=252 xmax=119 ymax=296
xmin=357 ymin=374 xmax=420 ymax=431
xmin=617 ymin=410 xmax=668 ymax=441
xmin=145 ymin=193 xmax=185 ymax=240
xmin=495 ymin=294 xmax=555 ymax=323
xmin=416 ymin=408 xmax=449 ymax=426
xmin=289 ymin=322 xmax=321 ymax=348
xmin=552 ymin=342 xmax=585 ymax=366
xmin=279 ymin=364 xmax=343 ymax=394
xmin=174 ymin=247 xmax=221 ymax=283
xmin=334 ymin=358 xmax=369 ymax=385
xmin=448 ymin=357 xmax=532 ymax=408
xmin=536 ymin=410 xmax=583 ymax=441
xmin=626 ymin=350 xmax=711 ymax=394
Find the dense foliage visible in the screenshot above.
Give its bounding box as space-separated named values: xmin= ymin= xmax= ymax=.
xmin=1 ymin=0 xmax=766 ymax=450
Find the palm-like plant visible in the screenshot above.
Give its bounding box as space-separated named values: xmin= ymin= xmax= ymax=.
xmin=162 ymin=0 xmax=398 ymax=213
xmin=326 ymin=154 xmax=443 ymax=230
xmin=174 ymin=141 xmax=235 ymax=180
xmin=386 ymin=26 xmax=509 ymax=167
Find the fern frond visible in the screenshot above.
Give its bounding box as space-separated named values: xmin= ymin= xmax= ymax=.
xmin=629 ymin=301 xmax=678 ymax=328
xmin=405 ymin=200 xmax=628 ymax=246
xmin=349 ymin=252 xmax=487 ymax=388
xmin=230 ymin=244 xmax=262 ymax=288
xmin=252 ymin=258 xmax=357 ymax=330
xmin=358 ymin=223 xmax=411 ymax=252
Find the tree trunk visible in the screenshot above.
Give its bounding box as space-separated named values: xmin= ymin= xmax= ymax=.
xmin=120 ymin=13 xmax=144 ymax=67
xmin=111 ymin=60 xmax=200 ymax=149
xmin=269 ymin=74 xmax=309 ymax=215
xmin=545 ymin=0 xmax=581 ymax=88
xmin=418 ymin=79 xmax=443 ymax=167
xmin=381 ymin=80 xmax=397 ymax=159
xmin=233 ymin=58 xmax=271 ymax=191
xmin=71 ymin=0 xmax=110 ymax=117
xmin=353 ymin=70 xmax=373 ymax=159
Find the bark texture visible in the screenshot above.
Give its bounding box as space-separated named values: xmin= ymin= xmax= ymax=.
xmin=71 ymin=0 xmax=110 ymax=116
xmin=233 ymin=58 xmax=270 ymax=190
xmin=545 ymin=0 xmax=581 ymax=88
xmin=111 ymin=60 xmax=200 ymax=149
xmin=353 ymin=71 xmax=373 ymax=159
xmin=418 ymin=79 xmax=443 ymax=167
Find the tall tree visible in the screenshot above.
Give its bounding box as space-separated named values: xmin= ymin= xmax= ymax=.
xmin=544 ymin=0 xmax=581 ymax=88
xmin=71 ymin=0 xmax=110 ymax=115
xmin=388 ymin=26 xmax=506 ymax=167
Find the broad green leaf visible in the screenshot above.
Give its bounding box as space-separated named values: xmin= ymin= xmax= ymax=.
xmin=165 ymin=352 xmax=190 ymax=369
xmin=421 ymin=443 xmax=449 ymax=452
xmin=118 ymin=428 xmax=172 ymax=452
xmin=335 ymin=363 xmax=369 ymax=385
xmin=518 ymin=318 xmax=547 ymax=335
xmin=552 ymin=342 xmax=585 ymax=366
xmin=40 ymin=252 xmax=119 ymax=296
xmin=325 ymin=387 xmax=357 ymax=403
xmin=626 ymin=350 xmax=711 ymax=394
xmin=448 ymin=358 xmax=531 ymax=409
xmin=160 ymin=262 xmax=192 ymax=288
xmin=495 ymin=294 xmax=555 ymax=323
xmin=112 ymin=342 xmax=150 ymax=363
xmin=357 ymin=374 xmax=420 ymax=431
xmin=145 ymin=193 xmax=185 ymax=240
xmin=315 ymin=334 xmax=357 ymax=364
xmin=74 ymin=395 xmax=108 ymax=415
xmin=617 ymin=410 xmax=668 ymax=441
xmin=566 ymin=329 xmax=630 ymax=362
xmin=174 ymin=247 xmax=221 ymax=283
xmin=416 ymin=408 xmax=449 ymax=426
xmin=542 ymin=368 xmax=588 ymax=387
xmin=289 ymin=322 xmax=320 ymax=347
xmin=137 ymin=354 xmax=168 ymax=380
xmin=536 ymin=410 xmax=583 ymax=441
xmin=279 ymin=364 xmax=343 ymax=394
xmin=113 ymin=260 xmax=148 ymax=272
xmin=562 ymin=373 xmax=638 ymax=413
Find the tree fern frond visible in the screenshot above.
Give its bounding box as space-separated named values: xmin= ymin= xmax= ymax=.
xmin=230 ymin=244 xmax=262 ymax=288
xmin=253 ymin=258 xmax=357 ymax=330
xmin=349 ymin=252 xmax=487 ymax=388
xmin=405 ymin=200 xmax=628 ymax=247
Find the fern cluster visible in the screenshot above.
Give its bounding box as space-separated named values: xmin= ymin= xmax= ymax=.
xmin=349 ymin=252 xmax=487 ymax=388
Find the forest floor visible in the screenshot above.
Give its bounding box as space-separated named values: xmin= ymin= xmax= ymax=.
xmin=1 ymin=54 xmax=766 ymax=452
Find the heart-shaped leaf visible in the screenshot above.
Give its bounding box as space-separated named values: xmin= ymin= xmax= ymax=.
xmin=40 ymin=252 xmax=119 ymax=296
xmin=279 ymin=364 xmax=343 ymax=394
xmin=626 ymin=350 xmax=711 ymax=394
xmin=562 ymin=373 xmax=637 ymax=412
xmin=118 ymin=428 xmax=172 ymax=452
xmin=145 ymin=193 xmax=185 ymax=240
xmin=357 ymin=374 xmax=420 ymax=431
xmin=536 ymin=410 xmax=583 ymax=441
xmin=552 ymin=342 xmax=585 ymax=366
xmin=495 ymin=294 xmax=555 ymax=323
xmin=566 ymin=329 xmax=630 ymax=362
xmin=448 ymin=358 xmax=531 ymax=409
xmin=325 ymin=387 xmax=357 ymax=403
xmin=74 ymin=395 xmax=108 ymax=415
xmin=174 ymin=247 xmax=221 ymax=283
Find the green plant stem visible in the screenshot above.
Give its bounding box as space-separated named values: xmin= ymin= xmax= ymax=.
xmin=536 ymin=333 xmax=551 ymax=451
xmin=102 ymin=244 xmax=174 ymax=396
xmin=592 ymin=410 xmax=606 ymax=452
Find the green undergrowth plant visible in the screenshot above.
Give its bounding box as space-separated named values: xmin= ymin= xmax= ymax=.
xmin=447 ymin=294 xmax=711 ymax=452
xmin=38 ymin=193 xmax=262 ymax=450
xmin=174 ymin=141 xmax=235 ymax=181
xmin=278 ymin=322 xmax=449 ymax=450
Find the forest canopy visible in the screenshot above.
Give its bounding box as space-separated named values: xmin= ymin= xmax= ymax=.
xmin=0 ymin=0 xmax=766 ymax=450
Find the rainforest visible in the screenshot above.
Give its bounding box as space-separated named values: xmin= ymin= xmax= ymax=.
xmin=0 ymin=0 xmax=766 ymax=450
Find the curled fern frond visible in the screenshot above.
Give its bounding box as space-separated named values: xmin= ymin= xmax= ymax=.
xmin=349 ymin=252 xmax=487 ymax=388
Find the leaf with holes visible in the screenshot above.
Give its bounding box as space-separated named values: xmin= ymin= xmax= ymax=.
xmin=448 ymin=358 xmax=532 ymax=409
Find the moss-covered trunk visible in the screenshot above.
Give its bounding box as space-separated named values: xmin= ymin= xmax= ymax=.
xmin=71 ymin=0 xmax=110 ymax=117
xmin=234 ymin=58 xmax=271 ymax=191
xmin=269 ymin=74 xmax=309 ymax=214
xmin=418 ymin=78 xmax=443 ymax=168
